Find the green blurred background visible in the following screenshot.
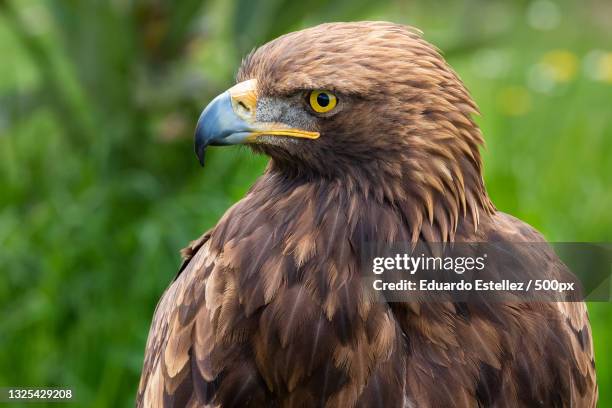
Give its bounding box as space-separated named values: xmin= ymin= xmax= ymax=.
xmin=0 ymin=0 xmax=610 ymax=406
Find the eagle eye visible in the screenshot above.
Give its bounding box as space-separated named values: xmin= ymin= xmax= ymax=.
xmin=308 ymin=90 xmax=337 ymax=113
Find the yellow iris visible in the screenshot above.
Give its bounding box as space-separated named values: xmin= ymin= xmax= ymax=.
xmin=309 ymin=90 xmax=337 ymax=113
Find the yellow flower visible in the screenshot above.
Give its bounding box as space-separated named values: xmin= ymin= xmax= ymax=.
xmin=595 ymin=52 xmax=612 ymax=83
xmin=540 ymin=50 xmax=579 ymax=82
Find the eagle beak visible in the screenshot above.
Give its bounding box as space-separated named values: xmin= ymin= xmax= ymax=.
xmin=194 ymin=79 xmax=319 ymax=166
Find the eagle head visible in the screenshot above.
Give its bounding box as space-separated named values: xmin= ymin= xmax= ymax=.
xmin=195 ymin=22 xmax=494 ymax=233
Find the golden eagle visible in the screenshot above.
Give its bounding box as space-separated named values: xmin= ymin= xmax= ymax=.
xmin=137 ymin=22 xmax=597 ymax=407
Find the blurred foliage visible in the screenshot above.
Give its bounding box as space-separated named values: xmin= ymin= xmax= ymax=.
xmin=0 ymin=0 xmax=610 ymax=406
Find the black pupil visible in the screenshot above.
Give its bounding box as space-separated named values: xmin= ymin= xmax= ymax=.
xmin=316 ymin=93 xmax=330 ymax=107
